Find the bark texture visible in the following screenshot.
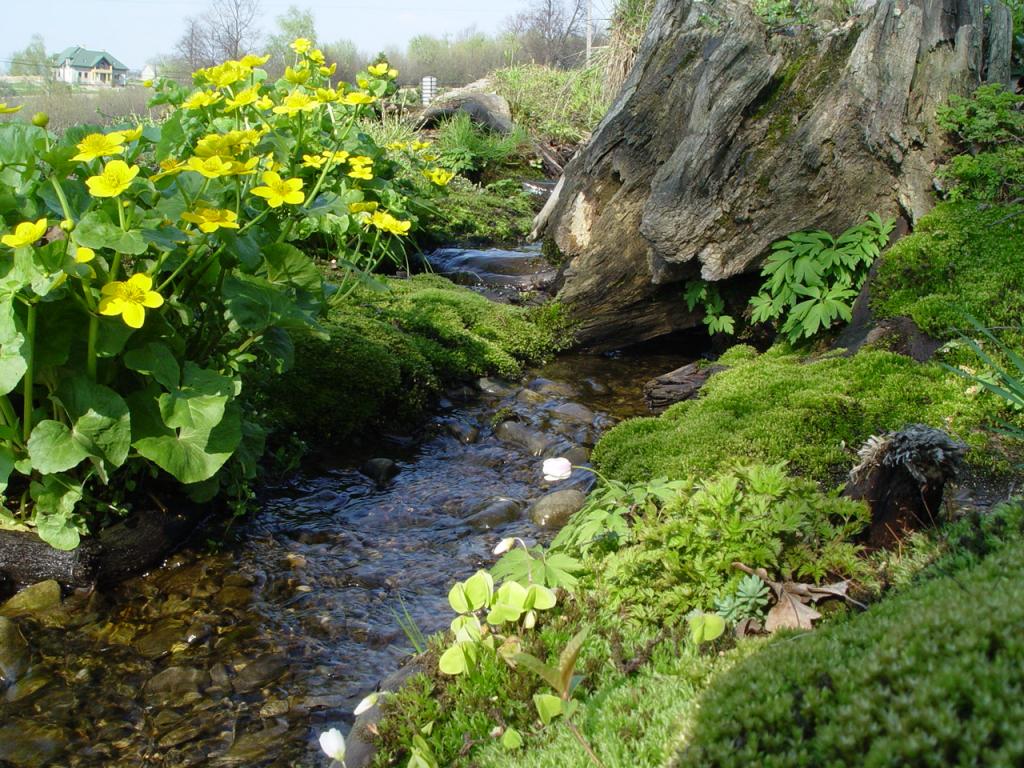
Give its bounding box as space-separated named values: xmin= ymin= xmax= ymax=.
xmin=534 ymin=0 xmax=1011 ymax=351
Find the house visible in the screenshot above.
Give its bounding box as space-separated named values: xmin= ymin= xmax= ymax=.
xmin=53 ymin=47 xmax=129 ymax=87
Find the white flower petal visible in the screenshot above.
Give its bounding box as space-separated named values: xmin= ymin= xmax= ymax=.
xmin=318 ymin=728 xmax=346 ymax=761
xmin=541 ymin=457 xmax=572 ymax=482
xmin=354 ymin=692 xmax=380 ymax=716
xmin=492 ymin=537 xmax=515 ymax=555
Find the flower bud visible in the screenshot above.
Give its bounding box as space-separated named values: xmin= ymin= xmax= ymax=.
xmin=31 ymin=112 xmax=49 ymax=128
xmin=60 ymin=219 xmax=75 ymax=232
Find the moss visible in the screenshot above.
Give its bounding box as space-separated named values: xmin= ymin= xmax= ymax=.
xmin=871 ymin=201 xmax=1024 ymax=338
xmin=592 ymin=346 xmax=1000 ymax=485
xmin=260 ymin=275 xmax=572 ymax=445
xmin=422 ymin=178 xmax=537 ymax=245
xmin=673 ymin=508 xmax=1024 ymax=768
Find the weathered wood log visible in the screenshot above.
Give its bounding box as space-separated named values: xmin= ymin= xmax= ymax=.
xmin=844 ymin=424 xmax=966 ymax=549
xmin=643 ymin=362 xmax=726 ymax=413
xmin=533 ymin=0 xmax=1011 ymax=351
xmin=0 ymin=501 xmax=209 ymax=589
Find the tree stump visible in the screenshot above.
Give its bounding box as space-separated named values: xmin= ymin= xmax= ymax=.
xmin=844 ymin=424 xmax=966 ymax=549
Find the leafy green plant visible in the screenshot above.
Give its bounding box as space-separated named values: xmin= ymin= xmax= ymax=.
xmin=947 ymin=319 xmax=1024 ymax=443
xmin=684 ymin=280 xmax=735 ymax=337
xmin=439 ymin=569 xmax=558 ymax=677
xmin=515 ymin=629 xmax=606 ymax=768
xmin=749 ymin=213 xmax=895 ymax=343
xmin=580 ymin=464 xmax=870 ymax=629
xmin=714 ymin=573 xmax=771 ymax=622
xmin=434 ymin=112 xmax=528 ymax=177
xmin=491 ymin=542 xmax=583 ymax=590
xmin=687 ymin=611 xmax=726 ymax=646
xmin=0 ymin=44 xmax=441 ymax=549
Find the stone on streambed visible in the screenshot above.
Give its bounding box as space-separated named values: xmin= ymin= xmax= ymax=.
xmin=144 ymin=666 xmax=211 ymax=701
xmin=528 ymin=378 xmax=578 ymax=398
xmin=0 ymin=580 xmax=61 ymax=618
xmin=494 ymin=421 xmax=556 ymax=456
xmin=0 ymin=616 xmax=30 ymax=684
xmin=361 ymin=458 xmax=400 ymax=485
xmin=464 ymin=497 xmax=525 ymax=530
xmin=232 ymin=653 xmax=289 ymax=694
xmin=551 ymin=402 xmax=597 ymax=425
xmin=516 ymin=388 xmax=548 ymax=405
xmin=477 ymin=377 xmax=518 ymax=397
xmin=440 ymin=419 xmax=481 ymax=444
xmin=0 ymin=720 xmax=66 ymax=768
xmin=530 ymin=489 xmax=587 ymax=528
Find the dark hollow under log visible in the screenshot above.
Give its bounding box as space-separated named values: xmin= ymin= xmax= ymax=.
xmin=844 ymin=424 xmax=966 ymax=549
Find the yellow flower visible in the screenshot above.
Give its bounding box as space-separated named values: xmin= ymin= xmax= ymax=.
xmin=348 ymin=166 xmax=373 ymax=181
xmin=349 ymin=155 xmax=372 ymax=167
xmin=255 ymin=95 xmax=274 ymax=111
xmin=284 ymin=65 xmax=311 ymax=85
xmin=1 ymin=218 xmax=48 ymax=249
xmin=367 ymin=63 xmax=389 ymax=77
xmin=302 ymin=154 xmax=326 ymax=169
xmin=225 ymin=85 xmax=261 ymax=112
xmin=194 ymin=133 xmax=232 ymax=158
xmin=150 ymin=158 xmax=187 ymax=181
xmin=315 ymin=87 xmax=339 ymax=104
xmin=367 ymin=210 xmax=411 ymax=237
xmin=308 ymin=49 xmax=326 ymax=65
xmin=198 ymin=61 xmax=245 ymax=88
xmin=120 ymin=125 xmax=144 ymax=142
xmin=239 ymin=53 xmax=270 ymax=68
xmin=387 ymin=141 xmax=409 ymax=152
xmin=411 ymin=140 xmax=431 ymax=152
xmin=348 ymin=201 xmax=379 ymax=213
xmin=424 ymin=167 xmax=455 ymax=186
xmin=99 ymin=273 xmax=164 ymax=329
xmin=341 ymin=92 xmax=376 ymax=107
xmin=273 ymin=92 xmax=318 ymax=115
xmin=250 ymin=172 xmax=305 ymax=208
xmin=186 ymin=155 xmax=236 ymax=179
xmin=387 ymin=68 xmax=399 ymax=79
xmin=182 ymin=90 xmax=223 ymax=110
xmin=74 ymin=246 xmax=96 ymax=263
xmin=356 ymin=77 xmax=369 ymax=89
xmin=290 ymin=38 xmax=313 ymax=54
xmin=322 ymin=150 xmax=350 ymax=164
xmin=319 ymin=64 xmax=337 ymax=77
xmin=142 ymin=79 xmax=154 ymax=88
xmin=73 ymin=132 xmax=126 ymax=162
xmin=86 ymin=160 xmax=139 ymax=198
xmin=226 ymin=157 xmax=259 ymax=176
xmin=0 ymin=103 xmax=22 ymax=115
xmin=181 ymin=207 xmax=240 ymax=233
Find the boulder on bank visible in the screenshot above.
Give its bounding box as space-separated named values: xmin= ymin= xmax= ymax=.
xmin=418 ymin=79 xmax=515 ymax=134
xmin=533 ymin=0 xmax=1012 ymax=351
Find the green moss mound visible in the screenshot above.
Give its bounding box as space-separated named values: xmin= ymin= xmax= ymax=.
xmin=262 ymin=275 xmax=570 ymax=444
xmin=422 ymin=178 xmax=537 ymax=245
xmin=592 ymin=346 xmax=990 ymax=484
xmin=673 ymin=507 xmax=1024 ymax=768
xmin=871 ymin=201 xmax=1024 ymax=338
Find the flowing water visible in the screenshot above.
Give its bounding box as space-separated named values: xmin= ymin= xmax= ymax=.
xmin=0 ymin=249 xmax=695 ymax=767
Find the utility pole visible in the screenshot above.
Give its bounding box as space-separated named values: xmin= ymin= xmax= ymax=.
xmin=586 ymin=0 xmax=593 ymax=64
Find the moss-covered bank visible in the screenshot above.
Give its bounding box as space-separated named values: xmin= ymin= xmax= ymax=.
xmin=258 ymin=275 xmax=571 ymax=447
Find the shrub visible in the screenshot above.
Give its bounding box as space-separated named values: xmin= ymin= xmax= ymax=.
xmin=938 ymin=145 xmax=1024 ymax=202
xmin=592 ymin=346 xmax=993 ymax=486
xmin=673 ymin=509 xmax=1024 ymax=768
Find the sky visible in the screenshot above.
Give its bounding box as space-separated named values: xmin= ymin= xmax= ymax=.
xmin=2 ymin=0 xmax=524 ymax=71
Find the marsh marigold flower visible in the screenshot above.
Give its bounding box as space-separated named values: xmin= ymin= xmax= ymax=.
xmin=186 ymin=155 xmax=236 ymax=179
xmin=99 ymin=273 xmax=164 ymax=329
xmin=182 ymin=91 xmax=223 ymax=110
xmin=86 ymin=160 xmax=139 ymax=198
xmin=73 ymin=132 xmax=126 ymax=162
xmin=74 ymin=246 xmax=96 ymax=263
xmin=301 ymin=154 xmax=326 ymax=170
xmin=239 ymin=53 xmax=270 ymax=68
xmin=368 ymin=211 xmax=411 ymax=237
xmin=150 ymin=158 xmax=187 ymax=181
xmin=0 ymin=103 xmax=23 ymax=114
xmin=341 ymin=92 xmax=375 ymax=107
xmin=181 ymin=207 xmax=240 ymax=233
xmin=284 ymin=65 xmax=311 ymax=85
xmin=290 ymin=38 xmax=313 ymax=54
xmin=273 ymin=92 xmax=318 ymax=115
xmin=225 ymin=86 xmax=261 ymax=112
xmin=367 ymin=63 xmax=390 ymax=77
xmin=424 ymin=167 xmax=455 ymax=186
xmin=120 ymin=125 xmax=144 ymax=142
xmin=1 ymin=218 xmax=48 ymax=249
xmin=251 ymin=172 xmax=304 ymax=208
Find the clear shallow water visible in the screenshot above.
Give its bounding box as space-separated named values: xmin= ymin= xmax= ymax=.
xmin=0 ymin=349 xmax=692 ymax=767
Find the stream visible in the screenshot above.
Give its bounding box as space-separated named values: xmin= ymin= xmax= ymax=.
xmin=0 ymin=247 xmax=694 ymax=767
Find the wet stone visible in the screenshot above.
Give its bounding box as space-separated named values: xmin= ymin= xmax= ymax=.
xmin=442 ymin=419 xmax=481 ymax=444
xmin=144 ymin=666 xmax=210 ymax=700
xmin=551 ymin=402 xmax=597 ymax=424
xmin=361 ymin=458 xmax=400 ymax=485
xmin=214 ymin=586 xmax=253 ymax=608
xmin=0 ymin=720 xmax=66 ymax=767
xmin=464 ymin=498 xmax=524 ymax=530
xmin=0 ymin=580 xmax=61 ymax=618
xmin=4 ymin=670 xmax=52 ymax=703
xmin=232 ymin=653 xmax=289 ymax=693
xmin=529 ymin=377 xmax=578 ymax=398
xmin=134 ymin=619 xmax=188 ymax=660
xmin=516 ymin=387 xmax=548 ymax=405
xmin=0 ymin=616 xmax=30 ymax=684
xmin=494 ymin=421 xmax=555 ymax=456
xmin=477 ymin=377 xmax=517 ymax=397
xmin=530 ymin=489 xmax=587 ymax=528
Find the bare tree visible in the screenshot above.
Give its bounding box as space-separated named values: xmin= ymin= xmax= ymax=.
xmin=507 ymin=0 xmax=587 ymax=67
xmin=174 ymin=0 xmax=261 ymax=73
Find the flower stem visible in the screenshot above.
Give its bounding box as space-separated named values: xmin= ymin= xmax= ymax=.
xmin=22 ymin=303 xmax=36 ymax=443
xmin=87 ymin=314 xmax=99 ymax=381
